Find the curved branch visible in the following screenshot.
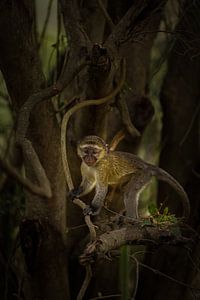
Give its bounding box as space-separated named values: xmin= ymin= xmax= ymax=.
xmin=0 ymin=157 xmax=51 ymax=198
xmin=117 ymin=95 xmax=140 ymax=138
xmin=77 ymin=265 xmax=92 ymax=300
xmin=20 ymin=139 xmax=52 ymax=198
xmin=15 ymin=63 xmax=88 ymax=199
xmin=109 ymin=129 xmax=125 ymax=151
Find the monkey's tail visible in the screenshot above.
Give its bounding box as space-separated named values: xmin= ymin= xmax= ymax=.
xmin=149 ymin=165 xmax=190 ymax=220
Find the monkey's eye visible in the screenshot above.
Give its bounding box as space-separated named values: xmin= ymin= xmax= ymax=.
xmin=83 ymin=150 xmax=89 ymax=155
xmin=93 ymin=149 xmax=100 ymax=154
xmin=83 ymin=148 xmax=91 ymax=155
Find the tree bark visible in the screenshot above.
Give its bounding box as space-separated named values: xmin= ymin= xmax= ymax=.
xmin=0 ymin=1 xmax=69 ymax=299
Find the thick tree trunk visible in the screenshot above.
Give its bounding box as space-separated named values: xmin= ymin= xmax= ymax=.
xmin=0 ymin=2 xmax=69 ymax=299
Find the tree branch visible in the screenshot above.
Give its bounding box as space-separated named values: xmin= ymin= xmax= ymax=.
xmin=59 ymin=0 xmax=91 ymax=47
xmin=105 ymin=0 xmax=167 ymax=54
xmin=16 ymin=62 xmax=88 ymax=145
xmin=117 ymin=95 xmax=140 ymax=138
xmin=58 ymin=0 xmax=92 ymax=88
xmin=0 ymin=157 xmax=51 ymax=197
xmin=15 ymin=62 xmax=88 ymax=199
xmin=80 ymin=222 xmax=193 ymax=265
xmin=77 ymin=265 xmax=92 ymax=300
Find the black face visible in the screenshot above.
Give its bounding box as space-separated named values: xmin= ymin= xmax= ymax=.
xmin=82 ymin=146 xmax=101 ymax=166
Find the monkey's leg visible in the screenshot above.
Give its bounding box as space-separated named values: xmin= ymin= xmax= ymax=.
xmin=123 ymin=173 xmax=151 ymax=219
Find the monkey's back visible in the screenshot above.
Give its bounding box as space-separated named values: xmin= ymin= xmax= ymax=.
xmin=98 ymin=151 xmax=146 ymax=185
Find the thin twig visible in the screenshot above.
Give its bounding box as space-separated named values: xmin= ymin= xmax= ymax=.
xmin=136 ymin=258 xmax=200 ymax=291
xmin=117 ymin=95 xmax=140 ymax=138
xmin=186 ymin=252 xmax=200 ymax=274
xmin=54 ymin=97 xmax=79 ymax=114
xmin=77 ymin=265 xmax=92 ymax=300
xmin=131 ymin=256 xmax=140 ymax=300
xmin=104 ymin=206 xmax=136 ymax=222
xmin=73 ymin=198 xmax=97 ymax=241
xmin=90 ymin=294 xmax=121 ymax=300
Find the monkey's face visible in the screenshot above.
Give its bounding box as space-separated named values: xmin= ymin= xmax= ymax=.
xmin=77 ymin=135 xmax=108 ymax=166
xmin=78 ymin=145 xmax=105 ymax=166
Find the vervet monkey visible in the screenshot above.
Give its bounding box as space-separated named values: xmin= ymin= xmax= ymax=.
xmin=69 ymin=135 xmax=190 ymax=220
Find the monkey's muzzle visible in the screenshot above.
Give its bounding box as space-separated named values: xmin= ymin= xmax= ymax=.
xmin=84 ymin=155 xmax=97 ymax=166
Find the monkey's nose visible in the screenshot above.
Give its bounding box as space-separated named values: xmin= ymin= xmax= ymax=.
xmin=84 ymin=155 xmax=96 ymax=166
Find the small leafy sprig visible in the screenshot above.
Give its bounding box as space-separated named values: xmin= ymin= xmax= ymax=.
xmin=148 ymin=204 xmax=178 ymax=224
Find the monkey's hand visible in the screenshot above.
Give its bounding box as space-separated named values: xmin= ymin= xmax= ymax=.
xmin=83 ymin=204 xmax=100 ymax=216
xmin=68 ymin=186 xmax=84 ymax=201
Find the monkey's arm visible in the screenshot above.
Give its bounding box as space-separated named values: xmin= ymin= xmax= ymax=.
xmin=69 ymin=177 xmax=96 ymax=200
xmin=69 ymin=163 xmax=96 ymax=200
xmin=84 ymin=183 xmax=108 ymax=216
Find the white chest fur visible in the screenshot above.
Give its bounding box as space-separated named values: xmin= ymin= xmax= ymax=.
xmin=81 ymin=162 xmax=97 ymax=182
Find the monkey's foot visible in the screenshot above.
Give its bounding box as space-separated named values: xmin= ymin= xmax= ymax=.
xmin=83 ymin=205 xmax=99 ymax=216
